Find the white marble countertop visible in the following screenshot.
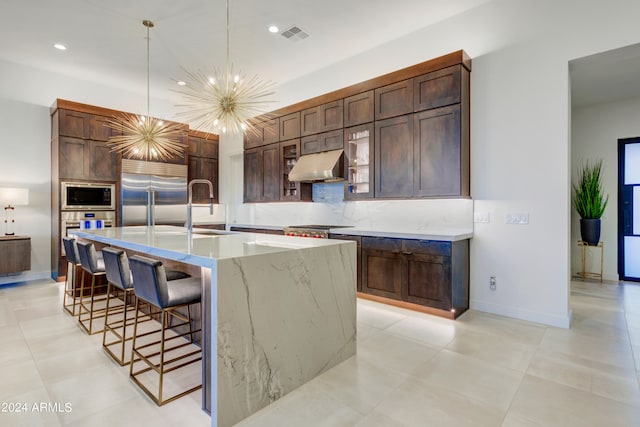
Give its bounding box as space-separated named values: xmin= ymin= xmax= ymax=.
xmin=70 ymin=225 xmax=349 ymax=268
xmin=229 ymin=223 xmax=473 ymax=242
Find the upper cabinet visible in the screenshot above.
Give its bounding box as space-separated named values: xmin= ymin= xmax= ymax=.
xmin=241 ymin=50 xmax=471 ymax=202
xmin=301 ymin=100 xmax=343 ymax=136
xmin=54 ymin=107 xmax=118 ymax=182
xmin=245 ymin=118 xmax=279 ymax=149
xmin=344 ymin=91 xmax=374 ymax=127
xmin=188 ymin=131 xmax=219 ymax=204
xmin=414 ymin=65 xmax=462 ymax=112
xmin=279 ymin=112 xmax=301 ymax=141
xmin=375 ymin=79 xmax=413 ymax=121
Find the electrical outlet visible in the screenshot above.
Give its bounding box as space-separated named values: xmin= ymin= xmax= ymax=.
xmin=506 ymin=213 xmax=529 ymax=224
xmin=490 ymin=276 xmax=496 ymax=290
xmin=474 ymin=212 xmax=490 ymax=223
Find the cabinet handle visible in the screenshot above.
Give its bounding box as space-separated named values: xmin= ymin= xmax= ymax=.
xmin=391 ymin=250 xmax=401 ymax=254
xmin=402 ymin=251 xmax=413 ymax=255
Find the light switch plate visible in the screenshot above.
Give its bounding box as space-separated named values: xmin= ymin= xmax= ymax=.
xmin=506 ymin=213 xmax=529 ymax=224
xmin=474 ymin=212 xmax=490 ymax=223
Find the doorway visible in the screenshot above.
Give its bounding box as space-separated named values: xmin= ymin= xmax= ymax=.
xmin=618 ymin=138 xmax=640 ymax=281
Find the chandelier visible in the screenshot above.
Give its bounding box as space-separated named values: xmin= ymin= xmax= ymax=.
xmin=175 ymin=0 xmax=276 ymax=135
xmin=107 ymin=20 xmax=184 ymax=161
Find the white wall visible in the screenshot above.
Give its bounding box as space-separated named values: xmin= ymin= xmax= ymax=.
xmin=0 ymin=99 xmax=52 ymax=283
xmin=0 ymin=59 xmax=175 ymax=284
xmin=218 ymin=0 xmax=640 ymax=327
xmin=571 ymin=96 xmax=640 ymax=281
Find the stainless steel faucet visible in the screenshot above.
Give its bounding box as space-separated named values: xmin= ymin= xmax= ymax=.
xmin=187 ymin=179 xmax=214 ymax=232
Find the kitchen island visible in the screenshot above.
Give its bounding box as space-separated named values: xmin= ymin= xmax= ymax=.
xmin=71 ymin=226 xmax=357 ymax=427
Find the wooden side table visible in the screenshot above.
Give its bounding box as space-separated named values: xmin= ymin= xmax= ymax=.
xmin=0 ymin=235 xmax=31 ymax=274
xmin=577 ymin=240 xmax=603 ymax=282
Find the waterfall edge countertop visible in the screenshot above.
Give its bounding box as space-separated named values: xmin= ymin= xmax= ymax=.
xmin=70 ymin=225 xmax=357 ymax=427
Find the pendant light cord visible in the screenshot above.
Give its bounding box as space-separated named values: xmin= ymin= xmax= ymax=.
xmin=226 ymin=0 xmax=230 ymax=70
xmin=146 ymin=22 xmax=150 ymax=119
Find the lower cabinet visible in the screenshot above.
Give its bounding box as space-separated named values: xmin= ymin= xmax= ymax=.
xmin=361 ymin=236 xmax=468 ymax=317
xmin=0 ymin=236 xmax=31 ymax=274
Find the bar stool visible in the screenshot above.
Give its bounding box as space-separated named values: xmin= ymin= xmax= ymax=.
xmin=76 ymin=241 xmax=109 ymax=335
xmin=62 ymin=237 xmax=82 ymax=316
xmin=129 ymin=255 xmax=202 ymax=406
xmin=102 ymin=248 xmax=191 ymax=366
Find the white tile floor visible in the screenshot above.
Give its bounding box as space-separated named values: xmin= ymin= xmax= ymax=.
xmin=1 ymin=279 xmax=639 ymax=426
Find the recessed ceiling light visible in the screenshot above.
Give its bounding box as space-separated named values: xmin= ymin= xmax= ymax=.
xmin=268 ymin=26 xmax=279 ymax=33
xmin=177 ymin=80 xmax=186 ymax=86
xmin=54 ymin=43 xmax=67 ymax=51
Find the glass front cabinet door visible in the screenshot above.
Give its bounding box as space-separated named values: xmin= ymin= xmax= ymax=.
xmin=344 ymin=123 xmax=374 ymax=200
xmin=280 ymin=139 xmax=302 ymax=201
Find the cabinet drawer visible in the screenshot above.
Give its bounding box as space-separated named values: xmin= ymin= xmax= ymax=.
xmin=414 ymin=65 xmax=461 ymax=112
xmin=402 ymin=239 xmax=451 ymax=257
xmin=362 ymin=236 xmax=401 ymax=252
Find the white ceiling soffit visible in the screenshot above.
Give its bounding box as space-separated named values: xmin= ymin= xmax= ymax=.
xmin=570 ymin=43 xmax=640 ymax=108
xmin=0 ymin=0 xmax=490 ymax=103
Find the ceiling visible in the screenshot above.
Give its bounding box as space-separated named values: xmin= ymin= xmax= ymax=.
xmin=2 ymin=0 xmax=639 ymax=112
xmin=0 ymin=0 xmax=490 ymax=106
xmin=570 ymin=43 xmax=640 ymax=108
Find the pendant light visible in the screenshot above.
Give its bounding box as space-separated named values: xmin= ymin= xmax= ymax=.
xmin=107 ymin=20 xmax=184 ymax=161
xmin=175 ymin=0 xmax=276 ymax=135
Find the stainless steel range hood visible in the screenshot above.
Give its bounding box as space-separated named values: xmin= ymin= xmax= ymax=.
xmin=288 ymin=149 xmax=344 ymax=182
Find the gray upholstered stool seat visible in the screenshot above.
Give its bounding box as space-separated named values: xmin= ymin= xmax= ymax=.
xmin=128 ymin=255 xmax=202 ymax=406
xmin=62 ymin=237 xmax=83 ymax=316
xmin=101 ymin=247 xmax=191 ymax=366
xmin=76 ymin=241 xmax=108 ymax=335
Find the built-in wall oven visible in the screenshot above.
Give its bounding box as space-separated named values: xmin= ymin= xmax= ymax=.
xmin=60 ymin=211 xmax=115 ymax=255
xmin=61 ymin=181 xmax=116 ymax=211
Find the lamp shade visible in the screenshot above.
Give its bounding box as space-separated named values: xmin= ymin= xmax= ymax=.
xmin=0 ymin=188 xmax=29 ymax=206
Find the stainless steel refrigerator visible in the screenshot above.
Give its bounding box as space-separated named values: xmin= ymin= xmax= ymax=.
xmin=120 ymin=159 xmax=188 ymax=226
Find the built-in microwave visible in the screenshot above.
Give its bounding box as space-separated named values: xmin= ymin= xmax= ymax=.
xmin=61 ymin=181 xmax=116 ymax=211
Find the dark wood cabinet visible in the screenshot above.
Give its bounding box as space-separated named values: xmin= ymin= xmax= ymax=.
xmin=0 ymin=236 xmax=31 ymax=274
xmin=301 ymin=129 xmax=344 ymax=155
xmin=188 ymin=132 xmax=219 ymax=203
xmin=361 ymin=236 xmax=468 ymax=316
xmin=413 ymin=105 xmax=462 ymax=197
xmin=375 ymin=79 xmax=413 ymax=121
xmin=189 ymin=157 xmax=219 ymax=204
xmin=361 ymin=237 xmax=403 ymax=300
xmin=301 ymin=100 xmax=344 ymax=136
xmin=280 ymin=112 xmax=301 ymax=141
xmin=58 ymin=136 xmax=117 ymax=181
xmin=344 ymin=91 xmax=374 ymax=127
xmin=280 ymin=140 xmax=312 ymax=202
xmin=245 ymin=118 xmax=279 ymax=148
xmin=344 ymin=123 xmax=374 ymax=200
xmin=243 ymin=143 xmax=280 ymax=202
xmin=242 ymin=50 xmax=471 ymax=202
xmin=414 ymin=65 xmax=461 ymax=112
xmin=59 ymin=109 xmax=89 ymax=139
xmin=375 ymin=115 xmax=414 ymax=198
xmin=88 ymin=115 xmax=113 ymax=141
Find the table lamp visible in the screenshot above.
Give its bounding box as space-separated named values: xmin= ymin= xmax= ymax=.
xmin=0 ymin=188 xmax=29 ymax=236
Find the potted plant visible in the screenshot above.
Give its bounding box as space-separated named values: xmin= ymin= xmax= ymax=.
xmin=572 ymin=160 xmax=608 ymax=246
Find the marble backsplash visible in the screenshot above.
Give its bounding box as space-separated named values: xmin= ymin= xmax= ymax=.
xmin=230 ymin=186 xmax=473 ymax=233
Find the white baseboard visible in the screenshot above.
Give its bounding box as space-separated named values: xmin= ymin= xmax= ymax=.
xmin=470 ymin=299 xmax=572 ymax=329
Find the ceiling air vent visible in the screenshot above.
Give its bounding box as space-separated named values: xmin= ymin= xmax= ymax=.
xmin=281 ymin=25 xmax=310 ymax=42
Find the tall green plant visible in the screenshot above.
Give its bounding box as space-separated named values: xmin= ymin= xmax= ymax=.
xmin=572 ymin=160 xmax=608 ymax=219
